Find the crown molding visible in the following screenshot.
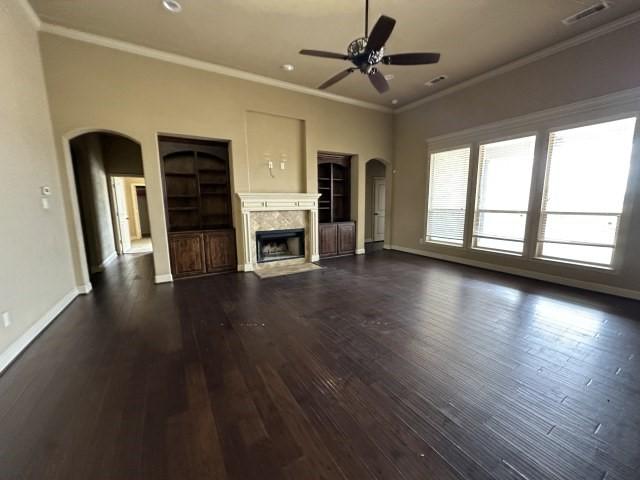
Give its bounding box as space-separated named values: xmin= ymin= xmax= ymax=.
xmin=38 ymin=23 xmax=392 ymax=114
xmin=16 ymin=0 xmax=41 ymax=29
xmin=396 ymin=9 xmax=640 ymax=114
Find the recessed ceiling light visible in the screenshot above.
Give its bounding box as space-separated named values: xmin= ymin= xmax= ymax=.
xmin=384 ymin=74 xmax=395 ymax=81
xmin=281 ymin=64 xmax=295 ymax=72
xmin=391 ymin=99 xmax=399 ymax=105
xmin=162 ymin=0 xmax=182 ymax=13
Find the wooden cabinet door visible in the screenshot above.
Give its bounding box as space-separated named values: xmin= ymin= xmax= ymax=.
xmin=168 ymin=233 xmax=205 ymax=277
xmin=203 ymin=230 xmax=236 ymax=273
xmin=319 ymin=223 xmax=338 ymax=257
xmin=338 ymin=222 xmax=356 ymax=255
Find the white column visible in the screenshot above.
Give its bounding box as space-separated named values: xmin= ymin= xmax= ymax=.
xmin=241 ymin=210 xmax=254 ymax=271
xmin=310 ymin=209 xmax=320 ymax=262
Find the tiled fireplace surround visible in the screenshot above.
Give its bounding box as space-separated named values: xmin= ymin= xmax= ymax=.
xmin=237 ymin=193 xmax=321 ymax=271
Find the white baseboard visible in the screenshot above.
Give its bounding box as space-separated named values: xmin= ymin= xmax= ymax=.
xmin=356 ymin=248 xmax=366 ymax=255
xmin=365 ymin=238 xmax=373 ymax=243
xmin=154 ymin=273 xmax=173 ymax=284
xmin=383 ymin=244 xmax=392 ymax=250
xmin=0 ymin=288 xmax=79 ymax=374
xmin=240 ymin=263 xmax=254 ymax=272
xmin=102 ymin=251 xmax=117 ymax=267
xmin=389 ymin=245 xmax=640 ymax=301
xmin=77 ymin=283 xmax=93 ymax=294
xmin=89 ymin=251 xmax=118 ymax=274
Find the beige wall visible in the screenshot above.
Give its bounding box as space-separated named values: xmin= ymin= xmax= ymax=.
xmin=365 ymin=159 xmax=386 ymax=241
xmin=392 ymin=21 xmax=640 ymax=294
xmin=102 ymin=134 xmax=144 ymax=177
xmin=0 ymin=1 xmax=76 ymax=356
xmin=122 ymin=177 xmax=146 ymax=239
xmin=38 ymin=33 xmax=393 ymax=284
xmin=246 ymin=112 xmax=305 ymax=193
xmin=70 ymin=133 xmax=117 ymax=270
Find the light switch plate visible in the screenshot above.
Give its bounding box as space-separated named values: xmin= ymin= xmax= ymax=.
xmin=2 ymin=312 xmax=10 ymax=328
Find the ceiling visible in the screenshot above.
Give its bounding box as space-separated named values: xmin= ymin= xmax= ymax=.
xmin=28 ymin=0 xmax=640 ymax=108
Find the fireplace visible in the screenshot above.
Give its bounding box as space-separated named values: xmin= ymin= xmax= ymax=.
xmin=256 ymin=229 xmax=305 ymax=263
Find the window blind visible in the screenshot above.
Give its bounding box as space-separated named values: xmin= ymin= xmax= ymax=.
xmin=537 ymin=117 xmax=637 ymax=266
xmin=473 ymin=136 xmax=536 ymax=254
xmin=426 ymin=147 xmax=471 ymax=245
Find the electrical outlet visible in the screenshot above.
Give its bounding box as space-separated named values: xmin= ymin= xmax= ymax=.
xmin=2 ymin=312 xmax=10 ymax=328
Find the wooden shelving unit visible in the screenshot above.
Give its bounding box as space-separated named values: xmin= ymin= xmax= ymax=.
xmin=317 ymin=155 xmax=351 ymax=224
xmin=159 ymin=136 xmax=236 ymax=278
xmin=317 ymin=152 xmax=356 ymax=258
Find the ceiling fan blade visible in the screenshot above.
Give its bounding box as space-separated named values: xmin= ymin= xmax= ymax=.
xmin=318 ymin=68 xmax=354 ymax=90
xmin=382 ymin=52 xmax=441 ymax=65
xmin=300 ymin=49 xmax=348 ymax=60
xmin=366 ymin=15 xmax=396 ymax=52
xmin=369 ymin=69 xmax=389 ymax=94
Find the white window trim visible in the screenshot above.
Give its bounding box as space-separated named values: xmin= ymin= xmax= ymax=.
xmin=423 ymin=143 xmax=472 ymax=247
xmin=470 ymin=131 xmax=539 ymax=256
xmin=535 ymin=112 xmax=639 ymax=271
xmin=423 ymin=86 xmax=640 ymax=273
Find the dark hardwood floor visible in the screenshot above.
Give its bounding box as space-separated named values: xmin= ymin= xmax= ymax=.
xmin=1 ymin=251 xmax=639 ymax=480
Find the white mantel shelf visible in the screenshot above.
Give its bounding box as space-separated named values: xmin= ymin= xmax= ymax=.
xmin=236 ymin=193 xmax=322 ymax=271
xmin=237 ymin=192 xmax=321 ymax=212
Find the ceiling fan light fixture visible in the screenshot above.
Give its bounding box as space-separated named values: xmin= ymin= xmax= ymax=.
xmin=299 ymin=0 xmax=441 ymax=94
xmin=162 ymin=0 xmax=182 ymax=13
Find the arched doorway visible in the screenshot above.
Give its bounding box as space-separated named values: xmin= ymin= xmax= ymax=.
xmin=365 ymin=158 xmax=389 ymax=253
xmin=67 ymin=131 xmax=152 ymax=285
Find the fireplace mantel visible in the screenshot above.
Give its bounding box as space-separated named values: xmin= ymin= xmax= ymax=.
xmin=237 ymin=193 xmax=321 ymax=271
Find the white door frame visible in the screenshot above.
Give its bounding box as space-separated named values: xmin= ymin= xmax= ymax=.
xmin=372 ymin=176 xmax=386 ymax=242
xmin=128 ymin=178 xmax=146 ymax=240
xmin=109 ymin=176 xmax=132 ymax=254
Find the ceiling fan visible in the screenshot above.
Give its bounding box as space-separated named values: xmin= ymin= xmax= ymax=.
xmin=299 ymin=0 xmax=441 ymax=94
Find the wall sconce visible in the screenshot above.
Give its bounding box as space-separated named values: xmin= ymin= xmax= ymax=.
xmin=265 ymin=153 xmax=275 ymax=178
xmin=265 ymin=152 xmax=289 ymax=178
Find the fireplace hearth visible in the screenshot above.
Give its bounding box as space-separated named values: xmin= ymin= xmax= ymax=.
xmin=256 ymin=229 xmax=305 ymax=263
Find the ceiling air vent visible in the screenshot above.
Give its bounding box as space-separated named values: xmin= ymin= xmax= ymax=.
xmin=562 ymin=1 xmax=612 ymax=26
xmin=424 ymin=75 xmax=448 ymax=87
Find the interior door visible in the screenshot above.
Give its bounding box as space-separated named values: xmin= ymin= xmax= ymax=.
xmin=373 ymin=177 xmax=386 ymax=241
xmin=112 ymin=177 xmax=131 ymax=253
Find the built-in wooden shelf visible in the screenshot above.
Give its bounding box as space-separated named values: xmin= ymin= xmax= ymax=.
xmin=169 ymin=206 xmax=198 ymax=211
xmin=318 ymin=154 xmax=350 ymax=224
xmin=160 ymin=136 xmax=233 ymax=233
xmin=160 ymin=136 xmax=236 ymax=278
xmin=165 ymin=172 xmax=197 ymax=177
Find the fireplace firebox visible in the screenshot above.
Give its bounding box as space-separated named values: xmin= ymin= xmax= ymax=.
xmin=256 ymin=229 xmax=305 ymax=263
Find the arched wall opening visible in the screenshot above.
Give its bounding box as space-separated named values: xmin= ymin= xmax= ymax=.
xmin=363 ymin=157 xmax=392 ymax=251
xmin=63 ymin=129 xmax=153 ymax=290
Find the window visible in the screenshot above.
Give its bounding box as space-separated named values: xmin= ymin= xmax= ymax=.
xmin=473 ymin=136 xmax=536 ymax=254
xmin=537 ymin=117 xmax=637 ymax=267
xmin=426 ymin=147 xmax=471 ymax=245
